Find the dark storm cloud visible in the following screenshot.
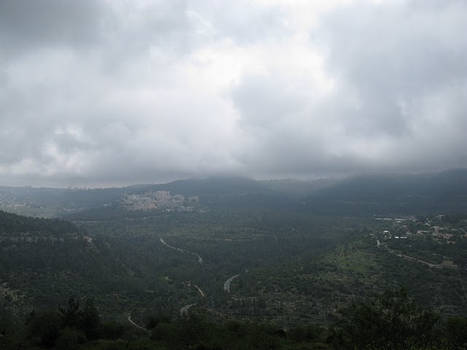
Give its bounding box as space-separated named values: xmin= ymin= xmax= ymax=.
xmin=1 ymin=0 xmax=467 ymax=186
xmin=0 ymin=0 xmax=103 ymax=56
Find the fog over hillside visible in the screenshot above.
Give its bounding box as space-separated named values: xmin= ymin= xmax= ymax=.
xmin=1 ymin=0 xmax=467 ymax=186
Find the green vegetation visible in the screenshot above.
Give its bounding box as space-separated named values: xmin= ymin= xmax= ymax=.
xmin=2 ymin=291 xmax=466 ymax=349
xmin=1 ymin=207 xmax=467 ymax=327
xmin=2 ymin=172 xmax=467 ymax=348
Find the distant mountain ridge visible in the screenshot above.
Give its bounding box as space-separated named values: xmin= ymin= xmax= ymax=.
xmin=1 ymin=169 xmax=467 ymax=217
xmin=304 ymin=168 xmax=467 ymax=215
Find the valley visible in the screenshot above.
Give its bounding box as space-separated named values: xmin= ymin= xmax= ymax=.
xmin=1 ymin=172 xmax=467 ymax=349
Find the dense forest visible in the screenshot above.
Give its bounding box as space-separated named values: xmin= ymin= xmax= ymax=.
xmin=2 ymin=171 xmax=467 ymax=348
xmin=2 ymin=290 xmax=467 ymax=349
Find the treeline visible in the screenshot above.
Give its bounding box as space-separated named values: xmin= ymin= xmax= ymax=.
xmin=2 ymin=290 xmax=466 ymax=349
xmin=0 ymin=210 xmax=78 ymax=235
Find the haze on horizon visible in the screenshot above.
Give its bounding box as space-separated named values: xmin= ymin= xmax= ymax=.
xmin=1 ymin=0 xmax=467 ymax=187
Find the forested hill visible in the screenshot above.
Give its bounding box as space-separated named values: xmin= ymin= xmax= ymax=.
xmin=0 ymin=210 xmax=78 ymax=234
xmin=304 ymin=168 xmax=467 ymax=215
xmin=2 ymin=169 xmax=467 ymax=218
xmin=0 ymin=186 xmax=124 ymax=217
xmin=0 ymin=210 xmax=131 ymax=312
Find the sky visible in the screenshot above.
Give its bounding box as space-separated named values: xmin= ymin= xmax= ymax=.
xmin=1 ymin=0 xmax=467 ymax=187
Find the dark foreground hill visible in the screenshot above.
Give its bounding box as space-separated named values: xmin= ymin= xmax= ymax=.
xmin=0 ymin=210 xmax=141 ymax=312
xmin=2 ymin=289 xmax=467 ymax=350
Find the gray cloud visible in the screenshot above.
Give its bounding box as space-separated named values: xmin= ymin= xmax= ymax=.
xmin=1 ymin=0 xmax=467 ymax=186
xmin=0 ymin=0 xmax=103 ymax=56
xmin=320 ymin=0 xmax=467 ymax=135
xmin=231 ymin=0 xmax=467 ymax=177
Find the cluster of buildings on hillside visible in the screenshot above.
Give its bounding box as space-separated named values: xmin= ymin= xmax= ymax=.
xmin=122 ymin=190 xmax=199 ymax=212
xmin=374 ymin=215 xmax=467 ymax=245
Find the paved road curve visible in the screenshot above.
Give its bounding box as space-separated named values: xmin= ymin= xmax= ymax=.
xmin=193 ymin=283 xmax=206 ymax=297
xmin=223 ymin=274 xmax=240 ymax=293
xmin=127 ymin=313 xmax=149 ymax=332
xmin=160 ymin=238 xmax=203 ymax=264
xmin=180 ymin=303 xmax=197 ymax=317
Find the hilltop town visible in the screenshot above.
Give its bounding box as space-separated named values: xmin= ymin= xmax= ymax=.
xmin=122 ymin=190 xmax=199 ymax=212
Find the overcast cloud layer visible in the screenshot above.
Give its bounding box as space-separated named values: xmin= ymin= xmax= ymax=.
xmin=1 ymin=0 xmax=467 ymax=186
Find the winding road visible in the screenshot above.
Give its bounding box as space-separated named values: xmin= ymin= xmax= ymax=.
xmin=180 ymin=303 xmax=197 ymax=317
xmin=192 ymin=283 xmax=206 ymax=297
xmin=159 ymin=238 xmax=249 ymax=317
xmin=159 ymin=237 xmax=208 ymax=317
xmin=224 ymin=274 xmax=240 ymax=293
xmin=160 ymin=238 xmax=203 ymax=264
xmin=127 ymin=313 xmax=149 ymax=332
xmin=179 ymin=282 xmax=206 ymax=317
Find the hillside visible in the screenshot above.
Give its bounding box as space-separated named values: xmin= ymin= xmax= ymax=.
xmin=304 ymin=169 xmax=467 ymax=215
xmin=0 ymin=177 xmax=295 ymax=218
xmin=3 ymin=169 xmax=467 ymax=219
xmin=0 ymin=210 xmax=148 ymax=314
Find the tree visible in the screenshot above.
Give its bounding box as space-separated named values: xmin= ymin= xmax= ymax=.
xmin=59 ymin=297 xmax=80 ymax=328
xmin=27 ymin=311 xmax=62 ymax=348
xmin=445 ymin=317 xmax=467 ymax=349
xmin=330 ymin=289 xmax=440 ymax=350
xmin=79 ymin=298 xmax=100 ymax=340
